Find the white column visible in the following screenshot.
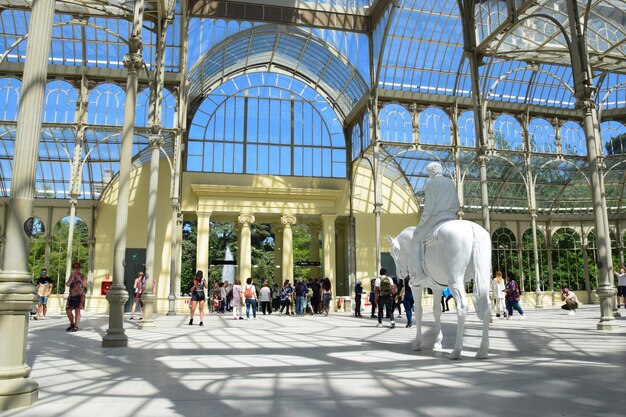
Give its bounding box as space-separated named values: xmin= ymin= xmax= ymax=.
xmin=167 ymin=208 xmax=182 ymax=315
xmin=140 ymin=134 xmax=163 ymax=329
xmin=0 ymin=0 xmax=57 ymax=408
xmin=273 ymin=222 xmax=283 ymax=284
xmin=321 ymin=215 xmax=337 ymax=307
xmin=102 ymin=0 xmax=145 ymax=348
xmin=530 ymin=211 xmax=543 ymax=308
xmin=63 ymin=198 xmax=78 ymax=298
xmin=281 ymin=214 xmax=297 ymax=284
xmin=196 ymin=210 xmax=212 ymax=276
xmin=238 ymin=213 xmax=255 ymax=282
xmin=309 ymin=223 xmax=321 ymax=280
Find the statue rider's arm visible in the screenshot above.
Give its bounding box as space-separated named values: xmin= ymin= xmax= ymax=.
xmin=419 ymin=182 xmax=435 ymax=224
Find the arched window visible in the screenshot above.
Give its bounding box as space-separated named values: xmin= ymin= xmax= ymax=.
xmin=600 ymin=121 xmax=626 ymax=156
xmin=528 ymin=117 xmax=555 ymax=153
xmin=0 ymin=77 xmax=21 ymax=121
xmin=551 ymin=228 xmax=582 ymax=290
xmin=379 ymin=103 xmax=412 ymax=143
xmin=419 ymin=107 xmax=451 ymax=145
xmin=561 ymin=121 xmax=586 ymax=156
xmin=458 ymin=111 xmax=475 ymax=148
xmin=87 ymin=83 xmax=125 ymax=126
xmin=521 ymin=228 xmax=547 ymax=292
xmin=492 ymin=227 xmax=518 ymax=281
xmin=43 ymin=80 xmax=78 ymax=124
xmin=135 ymin=87 xmax=177 ymax=129
xmin=188 ymin=73 xmax=346 ymax=178
xmin=493 ymin=114 xmax=523 ymax=151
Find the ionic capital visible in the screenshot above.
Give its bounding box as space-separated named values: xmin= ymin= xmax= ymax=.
xmin=281 ymin=214 xmax=297 ymax=228
xmin=238 ymin=212 xmax=255 ymax=226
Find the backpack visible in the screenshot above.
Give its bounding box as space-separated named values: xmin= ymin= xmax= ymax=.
xmin=244 ymin=285 xmax=253 ymax=299
xmin=379 ymin=276 xmax=392 ymax=296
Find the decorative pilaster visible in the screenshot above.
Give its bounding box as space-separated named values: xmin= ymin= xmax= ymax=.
xmin=103 ymin=1 xmax=146 ymax=347
xmin=238 ymin=213 xmax=255 ymax=282
xmin=0 ymin=0 xmax=57 ymax=408
xmin=321 ymin=215 xmax=337 ymax=309
xmin=281 ymin=214 xmax=296 ymax=284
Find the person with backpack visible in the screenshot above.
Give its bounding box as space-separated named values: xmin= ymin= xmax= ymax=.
xmin=279 ymin=281 xmax=293 ymax=315
xmin=504 ymin=272 xmax=526 ymax=320
xmin=375 ymin=268 xmax=396 ymax=328
xmin=243 ymin=277 xmax=258 ymax=319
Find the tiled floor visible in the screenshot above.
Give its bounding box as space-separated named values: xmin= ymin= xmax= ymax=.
xmin=4 ymin=305 xmax=625 ymax=417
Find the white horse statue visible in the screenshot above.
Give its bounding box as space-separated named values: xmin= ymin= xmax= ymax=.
xmin=389 ymin=220 xmax=491 ymax=359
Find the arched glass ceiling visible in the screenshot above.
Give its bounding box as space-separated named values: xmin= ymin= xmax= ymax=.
xmin=378 ymin=0 xmax=625 ymax=109
xmin=475 ymin=0 xmax=626 ymax=74
xmin=186 ymin=24 xmax=369 ymax=121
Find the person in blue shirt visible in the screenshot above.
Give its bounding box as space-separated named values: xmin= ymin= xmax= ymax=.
xmin=441 ymin=287 xmax=454 ymax=312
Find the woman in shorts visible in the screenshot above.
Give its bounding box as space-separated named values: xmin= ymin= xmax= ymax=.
xmin=189 ymin=270 xmax=207 ymax=326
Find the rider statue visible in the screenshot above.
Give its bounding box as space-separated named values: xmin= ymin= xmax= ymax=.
xmin=411 ymin=162 xmax=460 ymax=282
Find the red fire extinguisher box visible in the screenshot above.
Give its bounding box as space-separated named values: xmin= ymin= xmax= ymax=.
xmin=101 ymin=274 xmax=112 ymax=296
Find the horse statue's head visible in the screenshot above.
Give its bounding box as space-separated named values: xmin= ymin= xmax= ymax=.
xmin=387 ymin=232 xmax=409 ymax=279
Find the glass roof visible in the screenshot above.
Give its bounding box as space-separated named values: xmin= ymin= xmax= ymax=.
xmin=187 ymin=24 xmax=368 ymax=122
xmin=0 ymin=0 xmax=622 ymax=217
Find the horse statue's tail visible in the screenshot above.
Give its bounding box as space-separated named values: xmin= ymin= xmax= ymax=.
xmin=472 ymin=224 xmax=492 ymax=321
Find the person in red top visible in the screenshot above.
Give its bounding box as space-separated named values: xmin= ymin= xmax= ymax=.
xmin=66 ymin=261 xmax=87 ymax=332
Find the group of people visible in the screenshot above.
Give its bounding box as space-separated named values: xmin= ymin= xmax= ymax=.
xmin=491 ymin=271 xmax=526 ymax=319
xmin=32 ymin=263 xmax=87 ymax=332
xmin=186 ymin=271 xmax=335 ymax=324
xmin=358 ymin=269 xmax=415 ymax=328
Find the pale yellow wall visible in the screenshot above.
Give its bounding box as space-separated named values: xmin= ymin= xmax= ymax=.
xmin=352 ymin=163 xmax=420 ymax=293
xmin=90 ymin=160 xmax=178 ymax=312
xmin=88 ymin=158 xmax=422 ymax=313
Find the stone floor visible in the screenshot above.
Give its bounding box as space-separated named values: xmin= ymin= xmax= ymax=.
xmin=3 ymin=305 xmax=625 ymax=417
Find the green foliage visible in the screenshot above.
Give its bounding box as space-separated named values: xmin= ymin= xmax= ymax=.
xmin=28 ymin=217 xmax=89 ymax=294
xmin=293 ymin=223 xmax=318 ymax=281
xmin=181 ymin=221 xmax=317 ymax=291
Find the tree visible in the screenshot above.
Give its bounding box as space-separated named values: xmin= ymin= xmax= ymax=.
xmin=605 ymin=132 xmax=626 ymax=155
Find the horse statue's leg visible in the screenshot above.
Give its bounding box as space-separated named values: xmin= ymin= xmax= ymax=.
xmin=476 ymin=312 xmax=490 ymax=359
xmin=411 ymin=286 xmax=423 ymax=351
xmin=432 ymin=286 xmax=443 ymax=350
xmin=449 ymin=286 xmax=467 ymax=360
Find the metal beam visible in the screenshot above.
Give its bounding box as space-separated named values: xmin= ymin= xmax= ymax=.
xmin=189 ymin=0 xmax=370 ymax=33
xmin=376 ymin=89 xmax=626 ymax=122
xmin=0 ymin=61 xmax=181 ymax=89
